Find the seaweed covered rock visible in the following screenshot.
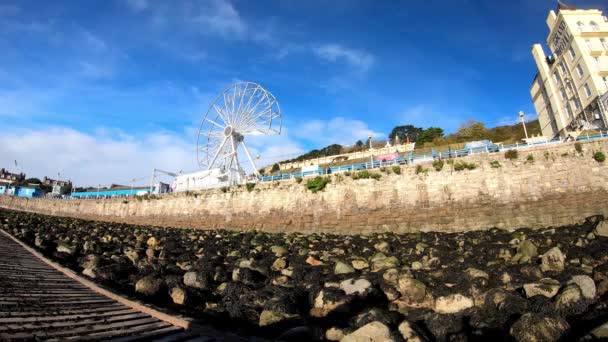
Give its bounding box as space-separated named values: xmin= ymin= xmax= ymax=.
xmin=509 ymin=313 xmax=569 ymax=341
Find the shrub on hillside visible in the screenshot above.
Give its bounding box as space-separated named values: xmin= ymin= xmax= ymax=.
xmin=505 ymin=149 xmax=518 ymax=160
xmin=490 ymin=160 xmax=501 ymax=168
xmin=295 ymin=177 xmax=303 ymax=184
xmin=574 ymin=142 xmax=583 ymax=154
xmin=454 ymin=161 xmax=476 ymax=171
xmin=391 ymin=166 xmax=401 ymax=175
xmin=415 ymin=164 xmax=426 ymax=174
xmin=432 ymin=159 xmax=444 ymax=171
xmin=352 ymin=170 xmax=370 ymax=180
xmin=594 ymin=151 xmax=606 ymax=163
xmin=526 ymin=154 xmax=534 ymax=162
xmin=370 ymin=173 xmax=382 ymax=180
xmin=305 ymin=176 xmax=330 ymax=193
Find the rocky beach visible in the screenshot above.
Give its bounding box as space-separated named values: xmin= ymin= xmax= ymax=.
xmin=2 ymin=208 xmax=608 ymax=341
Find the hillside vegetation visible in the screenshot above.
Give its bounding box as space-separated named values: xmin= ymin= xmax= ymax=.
xmin=276 ymin=120 xmax=541 ymax=167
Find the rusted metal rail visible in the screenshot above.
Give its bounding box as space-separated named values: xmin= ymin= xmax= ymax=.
xmin=0 ymin=230 xmax=210 ymax=341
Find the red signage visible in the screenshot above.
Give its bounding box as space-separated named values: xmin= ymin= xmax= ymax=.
xmin=376 ymin=152 xmax=398 ymax=162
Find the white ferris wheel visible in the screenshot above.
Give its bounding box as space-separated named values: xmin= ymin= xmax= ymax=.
xmin=196 ymin=82 xmax=282 ymax=184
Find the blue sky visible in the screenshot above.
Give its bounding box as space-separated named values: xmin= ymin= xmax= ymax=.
xmin=1 ymin=0 xmax=606 ymax=186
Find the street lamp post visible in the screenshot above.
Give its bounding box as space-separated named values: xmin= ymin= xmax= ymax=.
xmin=519 ymin=111 xmax=529 ymax=140
xmin=368 ymin=134 xmax=373 ymax=169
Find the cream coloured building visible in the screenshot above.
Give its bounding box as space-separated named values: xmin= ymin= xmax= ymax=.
xmin=530 ymin=3 xmax=608 ymax=139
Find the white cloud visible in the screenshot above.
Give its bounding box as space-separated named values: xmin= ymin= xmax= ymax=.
xmin=125 ymin=0 xmax=148 ymax=12
xmin=81 ymin=30 xmax=108 ymax=52
xmin=293 ymin=117 xmax=383 ymax=147
xmin=79 ymin=61 xmax=114 ymax=79
xmin=0 ymin=126 xmax=195 ymax=187
xmin=313 ymin=44 xmax=374 ymax=72
xmin=190 ymin=0 xmax=246 ymax=38
xmin=0 ymin=123 xmax=309 ymax=185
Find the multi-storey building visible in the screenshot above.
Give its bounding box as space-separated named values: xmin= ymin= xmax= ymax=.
xmin=530 ymin=2 xmax=608 ymax=139
xmin=0 ymin=169 xmax=25 ymax=186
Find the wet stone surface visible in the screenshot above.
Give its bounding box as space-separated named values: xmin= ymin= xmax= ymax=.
xmin=2 ymin=209 xmax=608 ymax=341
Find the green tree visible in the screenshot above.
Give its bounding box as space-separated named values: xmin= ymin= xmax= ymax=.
xmin=416 ymin=127 xmax=444 ymax=145
xmin=389 ymin=125 xmax=424 ymax=144
xmin=455 ymin=120 xmax=488 ymax=141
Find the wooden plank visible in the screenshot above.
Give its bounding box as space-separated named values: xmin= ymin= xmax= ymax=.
xmin=0 ymin=312 xmax=149 ymax=332
xmin=73 ymin=323 xmax=183 ymax=341
xmin=4 ymin=317 xmax=168 ymax=339
xmin=0 ymin=308 xmax=135 ymax=324
xmin=0 ymin=304 xmax=127 ymax=317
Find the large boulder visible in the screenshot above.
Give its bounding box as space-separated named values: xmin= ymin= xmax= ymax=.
xmin=397 ymin=276 xmax=426 ymax=303
xmin=523 ymin=278 xmax=560 ymax=298
xmin=183 ymin=271 xmax=208 ymax=289
xmin=509 ymin=313 xmax=569 ymax=342
xmin=335 ymin=261 xmax=355 ymax=275
xmin=398 ymin=321 xmax=423 ymax=342
xmin=310 ymin=288 xmax=350 ymax=317
xmin=170 ymin=287 xmax=187 ymax=305
xmin=135 ymin=275 xmax=164 ymax=296
xmin=259 ymin=310 xmax=299 ymax=327
xmin=511 ymin=240 xmax=538 ymax=264
xmin=568 ymin=275 xmax=596 ymax=300
xmin=342 ymin=321 xmax=394 ymax=342
xmin=434 ymin=294 xmax=473 ymax=314
xmin=340 ymin=278 xmax=372 ymax=296
xmin=541 ymin=247 xmax=565 ymax=273
xmin=595 ymin=221 xmax=608 ymax=237
xmin=56 ymin=241 xmax=75 ymax=255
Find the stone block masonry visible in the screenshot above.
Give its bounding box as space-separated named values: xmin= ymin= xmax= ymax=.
xmin=1 ymin=139 xmax=608 ymax=234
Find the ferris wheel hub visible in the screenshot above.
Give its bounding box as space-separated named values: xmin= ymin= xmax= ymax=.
xmin=223 ymin=126 xmax=234 ymax=137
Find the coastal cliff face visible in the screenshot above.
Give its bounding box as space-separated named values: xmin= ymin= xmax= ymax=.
xmin=1 ymin=139 xmax=607 ymax=234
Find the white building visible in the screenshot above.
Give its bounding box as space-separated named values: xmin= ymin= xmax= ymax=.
xmin=530 ymin=2 xmax=608 ymax=139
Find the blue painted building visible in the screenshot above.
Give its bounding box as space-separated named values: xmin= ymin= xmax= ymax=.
xmin=16 ymin=186 xmax=43 ymax=198
xmin=71 ymin=188 xmax=151 ymax=199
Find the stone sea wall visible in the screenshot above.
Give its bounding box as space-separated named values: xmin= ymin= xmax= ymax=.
xmin=2 ymin=139 xmax=608 ymax=234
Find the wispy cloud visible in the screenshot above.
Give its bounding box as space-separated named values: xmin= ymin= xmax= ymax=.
xmin=125 ymin=0 xmax=148 ymax=12
xmin=293 ymin=117 xmax=383 ymax=147
xmin=0 ymin=125 xmax=195 ymax=187
xmin=313 ymin=44 xmax=375 ymax=72
xmin=187 ymin=0 xmax=246 ymax=38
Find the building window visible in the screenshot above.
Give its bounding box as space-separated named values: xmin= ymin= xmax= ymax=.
xmin=569 ymin=46 xmax=576 ymax=59
xmin=553 ymin=71 xmax=562 ymax=85
xmin=577 ymin=21 xmax=585 ymax=32
xmin=590 ymin=21 xmax=599 ymax=32
xmin=594 ymin=57 xmax=601 ymax=70
xmin=585 ymin=39 xmax=593 ymax=51
xmin=559 ymin=61 xmax=566 ymax=73
xmin=601 ymin=38 xmax=608 ymax=50
xmin=584 ymin=83 xmax=592 ymax=97
xmin=604 ymin=76 xmax=608 ymax=88
xmin=561 ymin=87 xmax=567 ymax=100
xmin=573 ymin=98 xmax=581 ymax=110
xmin=566 ymin=103 xmax=574 ymax=120
xmin=576 ymin=64 xmax=584 ymax=78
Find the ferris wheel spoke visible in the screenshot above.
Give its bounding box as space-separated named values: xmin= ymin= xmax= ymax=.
xmin=234 ymin=83 xmax=249 ymax=123
xmin=205 ymin=118 xmax=225 ymax=129
xmin=207 ymin=136 xmax=229 ymax=170
xmin=242 ymin=103 xmax=276 ymax=130
xmin=212 ymin=104 xmax=230 ymax=125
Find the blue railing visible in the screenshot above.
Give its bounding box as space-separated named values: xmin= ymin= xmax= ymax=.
xmin=259 ymin=133 xmax=607 ymax=182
